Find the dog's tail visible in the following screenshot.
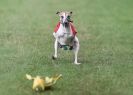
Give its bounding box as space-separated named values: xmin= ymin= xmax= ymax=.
xmin=26 ymin=74 xmax=34 ymax=80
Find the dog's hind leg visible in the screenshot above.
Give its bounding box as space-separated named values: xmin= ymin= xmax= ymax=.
xmin=52 ymin=39 xmax=58 ymax=60
xmin=73 ymin=37 xmax=81 ymax=65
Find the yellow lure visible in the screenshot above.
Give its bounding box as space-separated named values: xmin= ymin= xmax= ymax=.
xmin=26 ymin=74 xmax=62 ymax=91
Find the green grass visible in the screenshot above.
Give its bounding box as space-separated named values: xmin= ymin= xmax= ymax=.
xmin=0 ymin=0 xmax=133 ymax=95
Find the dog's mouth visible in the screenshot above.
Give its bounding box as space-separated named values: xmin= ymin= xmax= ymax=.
xmin=63 ymin=22 xmax=69 ymax=27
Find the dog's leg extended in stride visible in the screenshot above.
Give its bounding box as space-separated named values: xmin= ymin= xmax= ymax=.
xmin=73 ymin=36 xmax=81 ymax=65
xmin=52 ymin=39 xmax=58 ymax=60
xmin=52 ymin=11 xmax=81 ymax=64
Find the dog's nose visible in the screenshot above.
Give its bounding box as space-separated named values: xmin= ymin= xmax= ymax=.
xmin=64 ymin=19 xmax=69 ymax=24
xmin=64 ymin=22 xmax=68 ymax=24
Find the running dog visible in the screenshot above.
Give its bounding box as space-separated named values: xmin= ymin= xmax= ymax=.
xmin=52 ymin=11 xmax=80 ymax=65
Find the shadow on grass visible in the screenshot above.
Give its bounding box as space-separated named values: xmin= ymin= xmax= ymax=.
xmin=32 ymin=87 xmax=61 ymax=95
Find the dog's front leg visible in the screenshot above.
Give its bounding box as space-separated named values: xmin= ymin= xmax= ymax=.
xmin=52 ymin=39 xmax=58 ymax=60
xmin=73 ymin=37 xmax=81 ymax=65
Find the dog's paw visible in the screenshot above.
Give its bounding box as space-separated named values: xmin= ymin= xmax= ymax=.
xmin=73 ymin=62 xmax=81 ymax=65
xmin=52 ymin=55 xmax=57 ymax=60
xmin=69 ymin=46 xmax=73 ymax=50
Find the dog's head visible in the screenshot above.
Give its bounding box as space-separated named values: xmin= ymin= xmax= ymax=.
xmin=56 ymin=11 xmax=73 ymax=25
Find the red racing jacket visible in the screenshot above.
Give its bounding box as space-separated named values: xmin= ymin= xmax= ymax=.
xmin=54 ymin=22 xmax=77 ymax=36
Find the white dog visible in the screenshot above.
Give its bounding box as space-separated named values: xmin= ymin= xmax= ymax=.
xmin=52 ymin=11 xmax=80 ymax=65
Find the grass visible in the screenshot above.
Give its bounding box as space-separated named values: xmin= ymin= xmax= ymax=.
xmin=0 ymin=0 xmax=133 ymax=95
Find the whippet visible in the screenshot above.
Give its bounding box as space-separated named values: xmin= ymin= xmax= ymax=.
xmin=52 ymin=11 xmax=81 ymax=65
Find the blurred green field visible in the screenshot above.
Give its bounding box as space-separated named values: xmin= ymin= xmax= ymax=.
xmin=0 ymin=0 xmax=133 ymax=95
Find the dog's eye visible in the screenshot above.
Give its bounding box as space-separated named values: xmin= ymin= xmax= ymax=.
xmin=67 ymin=16 xmax=70 ymax=19
xmin=61 ymin=16 xmax=64 ymax=19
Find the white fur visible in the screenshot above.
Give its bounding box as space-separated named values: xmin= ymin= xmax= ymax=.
xmin=53 ymin=23 xmax=81 ymax=65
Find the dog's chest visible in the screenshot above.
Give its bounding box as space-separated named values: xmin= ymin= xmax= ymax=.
xmin=57 ymin=25 xmax=72 ymax=37
xmin=54 ymin=24 xmax=74 ymax=45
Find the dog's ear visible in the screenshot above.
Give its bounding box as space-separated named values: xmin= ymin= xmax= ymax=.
xmin=56 ymin=11 xmax=60 ymax=14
